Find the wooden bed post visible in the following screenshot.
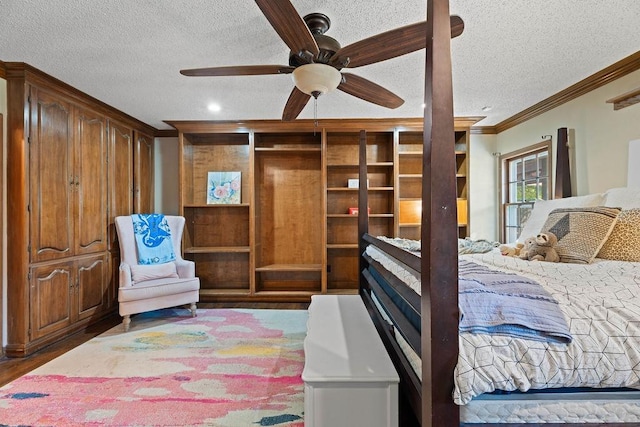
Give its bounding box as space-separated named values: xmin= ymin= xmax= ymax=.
xmin=422 ymin=0 xmax=460 ymax=425
xmin=555 ymin=127 xmax=572 ymax=198
xmin=358 ymin=129 xmax=368 ymax=291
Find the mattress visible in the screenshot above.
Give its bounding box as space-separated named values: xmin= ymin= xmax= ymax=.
xmin=369 ymin=291 xmax=640 ymax=423
xmin=364 ymin=244 xmax=640 ymax=407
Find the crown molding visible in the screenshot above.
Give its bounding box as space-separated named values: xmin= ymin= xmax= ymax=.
xmin=494 ymin=51 xmax=640 ymax=134
xmin=0 ymin=60 xmax=6 ymax=79
xmin=155 ymin=129 xmax=179 ymax=138
xmin=470 ymin=126 xmax=497 ymax=135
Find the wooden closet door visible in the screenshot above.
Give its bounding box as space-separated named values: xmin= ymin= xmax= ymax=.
xmin=74 ymin=108 xmax=108 ymax=255
xmin=29 ymin=263 xmax=73 ymax=340
xmin=76 ymin=253 xmax=109 ymax=320
xmin=134 ymin=131 xmax=154 ymax=214
xmin=107 ymin=120 xmax=134 ymax=250
xmin=29 ymin=87 xmax=74 ymax=263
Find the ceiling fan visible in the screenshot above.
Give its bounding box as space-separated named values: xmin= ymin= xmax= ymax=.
xmin=180 ymin=0 xmax=464 ymax=121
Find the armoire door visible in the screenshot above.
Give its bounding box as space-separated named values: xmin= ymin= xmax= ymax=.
xmin=29 ymin=262 xmax=74 ymax=340
xmin=74 ymin=107 xmax=108 ymax=255
xmin=76 ymin=254 xmax=109 ymax=320
xmin=134 ymin=131 xmax=154 ymax=214
xmin=108 ymin=120 xmax=134 ymax=250
xmin=29 ymin=86 xmax=74 ymax=263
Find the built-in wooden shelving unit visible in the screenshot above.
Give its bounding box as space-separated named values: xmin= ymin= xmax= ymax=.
xmin=167 ymin=118 xmax=475 ymax=303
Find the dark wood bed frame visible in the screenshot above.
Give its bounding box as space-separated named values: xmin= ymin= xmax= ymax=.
xmin=357 ymin=2 xmax=460 ymax=425
xmin=356 ymin=1 xmax=626 ymax=426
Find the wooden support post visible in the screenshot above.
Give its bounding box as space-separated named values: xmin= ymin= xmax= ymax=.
xmin=422 ymin=0 xmax=460 ymax=425
xmin=555 ymin=127 xmax=571 ymax=199
xmin=358 ymin=130 xmax=369 ymax=294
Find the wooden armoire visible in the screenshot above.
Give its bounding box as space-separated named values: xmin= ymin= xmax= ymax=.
xmin=5 ymin=63 xmax=155 ymax=357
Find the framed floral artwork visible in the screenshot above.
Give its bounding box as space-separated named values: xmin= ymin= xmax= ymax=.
xmin=207 ymin=171 xmax=241 ymax=204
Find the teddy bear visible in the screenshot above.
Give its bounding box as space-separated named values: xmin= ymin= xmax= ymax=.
xmin=526 ymin=231 xmax=560 ymax=262
xmin=518 ymin=237 xmax=537 ymax=260
xmin=499 ymin=236 xmax=535 ymax=259
xmin=499 ymin=242 xmax=524 ymax=257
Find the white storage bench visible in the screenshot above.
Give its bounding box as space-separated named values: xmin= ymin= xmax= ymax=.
xmin=302 ymin=295 xmax=399 ymax=427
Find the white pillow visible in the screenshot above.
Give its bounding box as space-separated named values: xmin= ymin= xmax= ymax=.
xmin=603 ymin=187 xmax=640 ymax=209
xmin=130 ymin=262 xmax=179 ymax=283
xmin=517 ymin=193 xmax=605 ymax=243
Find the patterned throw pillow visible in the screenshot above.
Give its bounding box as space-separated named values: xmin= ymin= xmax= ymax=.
xmin=516 ymin=193 xmax=605 ymax=244
xmin=597 ymin=208 xmax=640 ymax=262
xmin=541 ymin=206 xmax=621 ymax=264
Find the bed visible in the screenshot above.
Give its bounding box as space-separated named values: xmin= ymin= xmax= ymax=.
xmin=360 ymin=175 xmax=640 ymax=426
xmin=356 ymin=2 xmax=640 ymax=425
xmin=362 ymin=233 xmax=640 ymax=424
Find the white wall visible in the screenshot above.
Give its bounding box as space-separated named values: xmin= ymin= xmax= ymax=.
xmin=468 ymin=133 xmax=498 ymax=240
xmin=154 ymin=137 xmax=180 ymax=215
xmin=466 ymin=68 xmax=640 ymax=244
xmin=496 ymin=69 xmax=640 ymax=196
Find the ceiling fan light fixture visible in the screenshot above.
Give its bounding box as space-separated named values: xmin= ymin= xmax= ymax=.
xmin=292 ymin=63 xmax=342 ymax=98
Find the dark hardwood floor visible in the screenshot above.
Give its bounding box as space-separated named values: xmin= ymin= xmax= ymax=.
xmin=0 ymin=302 xmax=309 ymax=387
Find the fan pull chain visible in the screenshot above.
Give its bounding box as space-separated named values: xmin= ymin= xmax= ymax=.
xmin=313 ymin=96 xmax=319 ymax=134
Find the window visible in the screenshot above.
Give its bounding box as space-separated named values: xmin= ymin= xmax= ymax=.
xmin=500 ymin=141 xmax=552 ymax=243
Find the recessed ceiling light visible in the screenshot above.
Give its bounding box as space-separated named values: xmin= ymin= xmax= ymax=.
xmin=207 ymin=103 xmax=221 ymax=113
xmin=421 ymin=103 xmax=426 ymax=109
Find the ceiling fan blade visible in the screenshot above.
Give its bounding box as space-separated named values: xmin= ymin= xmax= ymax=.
xmin=254 ymin=0 xmax=319 ymax=57
xmin=338 ymin=73 xmax=404 ymax=109
xmin=180 ymin=65 xmax=294 ymax=77
xmin=330 ymin=15 xmax=464 ymax=69
xmin=282 ymin=87 xmax=311 ymax=121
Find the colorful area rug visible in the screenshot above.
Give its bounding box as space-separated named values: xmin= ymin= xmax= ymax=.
xmin=0 ymin=308 xmax=308 ymax=426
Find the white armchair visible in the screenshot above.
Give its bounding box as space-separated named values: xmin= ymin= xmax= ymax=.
xmin=115 ymin=215 xmax=200 ymax=331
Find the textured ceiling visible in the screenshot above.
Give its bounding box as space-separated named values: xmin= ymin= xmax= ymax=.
xmin=1 ymin=0 xmax=639 ymax=130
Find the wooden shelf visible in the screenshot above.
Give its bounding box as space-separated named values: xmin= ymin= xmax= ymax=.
xmin=183 ymin=203 xmax=249 ymax=208
xmin=606 ymin=87 xmax=640 ymax=110
xmin=255 ymin=147 xmax=321 ymax=152
xmin=397 ymin=127 xmax=470 ymax=239
xmin=327 ymin=162 xmax=393 ymax=168
xmin=326 ymin=289 xmax=359 ymax=295
xmin=327 ymin=244 xmax=359 ymax=249
xmin=255 ymin=264 xmax=323 ymax=272
xmin=184 ymin=246 xmax=250 ymax=254
xmin=254 ymin=290 xmax=317 ymax=297
xmin=327 ymin=163 xmax=358 ymax=168
xmin=200 ymin=289 xmax=251 ymax=296
xmin=326 ymin=187 xmax=393 ymax=191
